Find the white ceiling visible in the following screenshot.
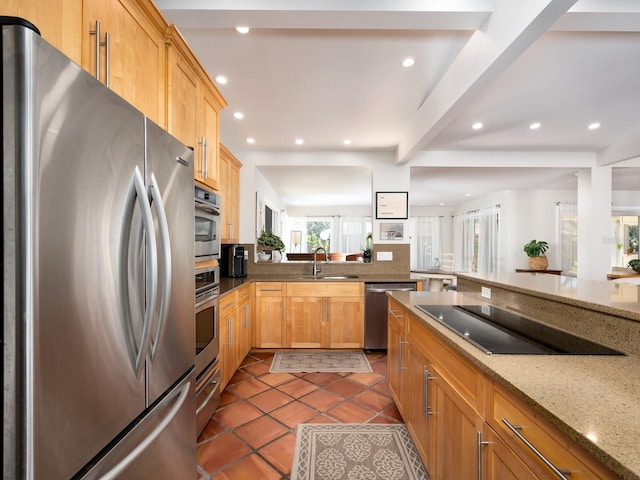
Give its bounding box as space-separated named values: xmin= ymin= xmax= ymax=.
xmin=156 ymin=0 xmax=640 ymax=207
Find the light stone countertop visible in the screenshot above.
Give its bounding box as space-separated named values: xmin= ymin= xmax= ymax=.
xmin=389 ymin=290 xmax=640 ymax=480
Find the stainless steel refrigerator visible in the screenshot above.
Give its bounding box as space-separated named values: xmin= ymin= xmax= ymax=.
xmin=2 ymin=18 xmax=196 ymax=479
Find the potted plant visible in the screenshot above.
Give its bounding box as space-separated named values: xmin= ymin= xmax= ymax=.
xmin=361 ymin=232 xmax=373 ymax=263
xmin=628 ymin=259 xmax=640 ymax=273
xmin=523 ymin=239 xmax=549 ymax=270
xmin=257 ymin=230 xmax=285 ymax=261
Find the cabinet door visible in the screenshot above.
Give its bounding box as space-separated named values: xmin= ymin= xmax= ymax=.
xmin=287 ymin=296 xmax=325 ymax=348
xmin=406 ymin=347 xmax=433 ymax=474
xmin=166 ymin=47 xmax=198 ymax=148
xmin=195 ymin=88 xmax=221 ymax=190
xmin=254 ymin=283 xmax=286 ymax=348
xmin=237 ymin=285 xmax=252 ymax=362
xmin=219 ymin=296 xmax=237 ymax=388
xmin=82 ymin=0 xmax=166 ymax=124
xmin=432 ymin=363 xmax=485 ymax=480
xmin=482 ymin=427 xmax=540 ymax=480
xmin=5 ymin=0 xmax=83 ymax=63
xmin=327 ymin=297 xmax=363 ymax=348
xmin=387 ymin=315 xmax=407 ymax=415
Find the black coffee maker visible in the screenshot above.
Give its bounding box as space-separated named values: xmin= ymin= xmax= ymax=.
xmin=220 ymin=244 xmax=247 ymax=277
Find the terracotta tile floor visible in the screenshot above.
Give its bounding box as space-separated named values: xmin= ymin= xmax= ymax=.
xmin=196 ymin=351 xmax=400 ymax=479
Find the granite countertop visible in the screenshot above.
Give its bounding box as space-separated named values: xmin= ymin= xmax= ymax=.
xmin=457 ymin=272 xmax=640 ymax=322
xmin=219 ymin=273 xmax=422 ymax=295
xmin=389 ymin=290 xmax=640 ymax=480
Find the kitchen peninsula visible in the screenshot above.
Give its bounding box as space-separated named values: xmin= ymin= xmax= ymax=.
xmin=387 ymin=272 xmax=640 ymax=480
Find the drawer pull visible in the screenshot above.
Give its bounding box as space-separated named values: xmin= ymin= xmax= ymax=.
xmin=477 ymin=431 xmax=489 ymax=480
xmin=389 ymin=309 xmax=402 ymax=319
xmin=501 ymin=418 xmax=571 ymax=479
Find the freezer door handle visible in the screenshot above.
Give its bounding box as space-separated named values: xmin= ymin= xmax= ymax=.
xmin=97 ymin=381 xmax=191 ymax=480
xmin=147 ymin=173 xmax=172 ymax=364
xmin=119 ymin=166 xmax=157 ymax=378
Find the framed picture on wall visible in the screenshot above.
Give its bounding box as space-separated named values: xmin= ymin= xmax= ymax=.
xmin=376 ymin=191 xmax=408 ymax=219
xmin=380 ymin=223 xmax=404 ymax=240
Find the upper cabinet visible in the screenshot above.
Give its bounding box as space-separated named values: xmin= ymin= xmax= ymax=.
xmin=166 ymin=26 xmax=227 ymax=191
xmin=4 ymin=0 xmax=83 ymax=64
xmin=220 ymin=144 xmax=242 ymax=243
xmin=81 ymin=0 xmax=167 ymax=125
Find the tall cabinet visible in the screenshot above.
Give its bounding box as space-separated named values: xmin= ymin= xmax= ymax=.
xmin=165 ymin=25 xmax=227 ymax=191
xmin=220 ymin=144 xmax=242 ymax=243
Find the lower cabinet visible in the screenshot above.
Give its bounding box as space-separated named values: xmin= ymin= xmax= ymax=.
xmin=254 ymin=282 xmax=286 ymax=348
xmin=219 ymin=284 xmax=252 ymax=389
xmin=253 ymin=281 xmax=364 ymax=349
xmin=387 ymin=297 xmax=617 ymax=480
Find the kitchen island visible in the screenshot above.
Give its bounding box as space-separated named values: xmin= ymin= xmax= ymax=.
xmin=387 ymin=272 xmax=640 ymax=480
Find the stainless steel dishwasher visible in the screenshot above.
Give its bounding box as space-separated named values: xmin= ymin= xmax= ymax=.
xmin=364 ymin=283 xmax=417 ymax=349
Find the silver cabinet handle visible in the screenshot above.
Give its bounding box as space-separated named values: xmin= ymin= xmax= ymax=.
xmin=389 ymin=309 xmax=401 ymax=319
xmin=105 ymin=31 xmax=110 ymax=87
xmin=100 ymin=381 xmax=190 ymax=480
xmin=90 ymin=20 xmax=101 ymax=80
xmin=147 ymin=173 xmax=172 ymax=364
xmin=423 ymin=366 xmax=431 ymax=417
xmin=501 ymin=418 xmax=571 ymax=479
xmin=196 ymin=377 xmax=220 ymax=415
xmin=244 ymin=304 xmax=250 ymax=328
xmin=228 ymin=317 xmax=233 ymax=347
xmin=198 ymin=137 xmax=205 ymax=177
xmin=398 ymin=337 xmax=409 ymax=371
xmin=477 ymin=431 xmax=489 ymax=480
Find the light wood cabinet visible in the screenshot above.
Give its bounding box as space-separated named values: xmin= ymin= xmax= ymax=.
xmin=165 ymin=26 xmax=226 ymax=189
xmin=286 ymin=282 xmax=363 ymax=349
xmin=219 ymin=290 xmax=238 ymax=388
xmin=4 ymin=0 xmax=83 ymax=63
xmin=389 ymin=298 xmax=617 ymax=480
xmin=220 ymin=144 xmax=242 ymax=243
xmin=486 ymin=382 xmax=616 ymax=480
xmin=81 ymin=0 xmax=167 ymax=125
xmin=254 ymin=282 xmax=287 ymax=348
xmin=237 ymin=283 xmax=252 ymax=362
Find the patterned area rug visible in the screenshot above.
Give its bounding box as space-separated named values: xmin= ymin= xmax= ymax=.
xmin=269 ymin=352 xmax=373 ymax=373
xmin=291 ymin=423 xmax=428 ymax=480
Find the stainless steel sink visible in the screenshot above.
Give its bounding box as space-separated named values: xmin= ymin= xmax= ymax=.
xmin=292 ymin=274 xmax=359 ymax=280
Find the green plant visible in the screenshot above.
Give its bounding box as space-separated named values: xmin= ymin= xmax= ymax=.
xmin=628 ymin=259 xmax=640 ymax=272
xmin=523 ymin=239 xmax=549 ymax=257
xmin=257 ymin=229 xmax=285 ymax=252
xmin=361 ymin=232 xmax=373 ymax=255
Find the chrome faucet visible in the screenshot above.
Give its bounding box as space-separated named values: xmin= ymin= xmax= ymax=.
xmin=313 ymin=246 xmax=326 ymax=276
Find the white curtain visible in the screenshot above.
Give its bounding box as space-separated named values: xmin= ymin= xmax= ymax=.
xmin=453 ymin=206 xmax=500 ymax=273
xmin=556 ymin=202 xmax=578 ymax=276
xmin=409 ymin=216 xmax=441 ymax=270
xmin=286 ymin=215 xmax=371 ymax=254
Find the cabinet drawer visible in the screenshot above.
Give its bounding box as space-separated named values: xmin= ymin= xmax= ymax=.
xmin=237 ymin=284 xmax=251 ymax=302
xmin=487 ymin=382 xmax=616 ymax=480
xmin=255 ymin=282 xmax=285 ymax=296
xmin=408 ymin=315 xmax=484 ymax=414
xmin=219 ymin=291 xmax=236 ymax=311
xmin=287 ymin=281 xmax=362 ymax=297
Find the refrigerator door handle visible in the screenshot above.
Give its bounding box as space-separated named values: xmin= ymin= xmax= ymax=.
xmin=147 ymin=173 xmax=172 ymax=363
xmin=96 ymin=380 xmax=191 ymax=480
xmin=120 ymin=166 xmax=157 ymax=378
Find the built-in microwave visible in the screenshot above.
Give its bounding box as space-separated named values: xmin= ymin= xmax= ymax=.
xmin=195 ymin=185 xmax=221 ymax=261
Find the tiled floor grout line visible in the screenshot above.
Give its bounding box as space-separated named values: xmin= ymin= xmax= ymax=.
xmin=196 ymin=351 xmax=397 ymax=479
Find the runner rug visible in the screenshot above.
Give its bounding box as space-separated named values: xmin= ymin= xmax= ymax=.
xmin=269 ymin=351 xmax=372 ymax=373
xmin=291 ymin=423 xmax=428 ymax=480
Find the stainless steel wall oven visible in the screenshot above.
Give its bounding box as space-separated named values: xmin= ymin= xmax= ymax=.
xmin=195 ymin=185 xmax=221 ymax=261
xmin=195 ymin=265 xmax=221 ymax=434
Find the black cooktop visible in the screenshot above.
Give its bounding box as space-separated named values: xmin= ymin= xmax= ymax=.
xmin=415 ymin=304 xmax=625 ymax=355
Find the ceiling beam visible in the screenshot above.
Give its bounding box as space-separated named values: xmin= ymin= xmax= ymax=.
xmin=155 ymin=0 xmax=493 ymax=30
xmin=395 ymin=0 xmax=579 ymax=164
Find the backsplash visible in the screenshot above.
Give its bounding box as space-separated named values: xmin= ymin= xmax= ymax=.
xmin=245 ymin=243 xmax=411 ymax=276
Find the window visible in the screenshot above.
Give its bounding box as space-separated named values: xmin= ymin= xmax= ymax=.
xmin=409 ymin=216 xmax=441 ymax=270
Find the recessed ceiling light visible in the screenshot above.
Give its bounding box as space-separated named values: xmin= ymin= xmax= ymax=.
xmin=439 ymin=202 xmax=445 ymax=206
xmin=529 ymin=122 xmax=541 ymax=130
xmin=246 ymin=137 xmax=255 ymax=144
xmin=402 ymin=57 xmax=415 ymax=68
xmin=588 ymin=122 xmax=601 ymax=130
xmin=215 ymin=75 xmax=228 ymax=85
xmin=343 ymin=139 xmax=352 ymax=145
xmin=472 ymin=122 xmax=483 ymax=130
xmin=235 ymin=26 xmax=250 ymax=34
xmin=465 ymin=193 xmax=471 ymax=197
xmin=295 ymin=138 xmax=304 ymax=145
xmin=233 ymin=112 xmax=244 ymax=120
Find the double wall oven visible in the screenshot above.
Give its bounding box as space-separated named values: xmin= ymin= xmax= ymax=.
xmin=194 ymin=185 xmax=222 ymax=435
